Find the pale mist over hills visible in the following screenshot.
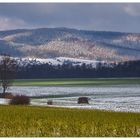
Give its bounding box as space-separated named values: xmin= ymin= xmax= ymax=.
xmin=0 ymin=27 xmax=140 ymax=63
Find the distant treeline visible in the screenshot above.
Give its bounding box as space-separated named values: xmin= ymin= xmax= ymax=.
xmin=16 ymin=60 xmax=140 ymax=79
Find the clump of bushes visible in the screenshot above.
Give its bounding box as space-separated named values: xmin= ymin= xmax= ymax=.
xmin=0 ymin=93 xmax=14 ymax=99
xmin=5 ymin=93 xmax=14 ymax=99
xmin=47 ymin=100 xmax=53 ymax=105
xmin=78 ymin=97 xmax=89 ymax=104
xmin=9 ymin=95 xmax=30 ymax=105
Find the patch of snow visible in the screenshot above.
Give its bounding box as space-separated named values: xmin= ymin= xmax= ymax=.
xmin=0 ymin=85 xmax=139 ymax=112
xmin=15 ymin=56 xmax=107 ymax=68
xmin=0 ymin=98 xmax=10 ymax=105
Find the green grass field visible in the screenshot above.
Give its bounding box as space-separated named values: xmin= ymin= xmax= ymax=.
xmin=14 ymin=78 xmax=140 ymax=86
xmin=0 ymin=105 xmax=140 ymax=137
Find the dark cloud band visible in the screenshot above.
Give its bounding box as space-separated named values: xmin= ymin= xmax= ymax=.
xmin=0 ymin=3 xmax=139 ymax=33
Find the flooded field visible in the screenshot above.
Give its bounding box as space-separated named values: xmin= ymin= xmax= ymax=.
xmin=1 ymin=84 xmax=140 ymax=112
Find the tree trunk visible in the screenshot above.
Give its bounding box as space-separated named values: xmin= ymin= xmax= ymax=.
xmin=2 ymin=86 xmax=6 ymax=94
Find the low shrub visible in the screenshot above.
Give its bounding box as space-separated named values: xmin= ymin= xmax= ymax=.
xmin=9 ymin=95 xmax=30 ymax=105
xmin=5 ymin=93 xmax=14 ymax=99
xmin=78 ymin=97 xmax=89 ymax=104
xmin=47 ymin=100 xmax=53 ymax=105
xmin=0 ymin=93 xmax=14 ymax=99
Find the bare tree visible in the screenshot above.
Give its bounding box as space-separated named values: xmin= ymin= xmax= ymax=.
xmin=0 ymin=54 xmax=17 ymax=94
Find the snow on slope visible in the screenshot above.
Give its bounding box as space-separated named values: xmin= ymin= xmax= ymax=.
xmin=15 ymin=57 xmax=105 ymax=68
xmin=1 ymin=27 xmax=140 ymax=62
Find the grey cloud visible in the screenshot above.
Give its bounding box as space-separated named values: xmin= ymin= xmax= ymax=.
xmin=0 ymin=3 xmax=140 ymax=33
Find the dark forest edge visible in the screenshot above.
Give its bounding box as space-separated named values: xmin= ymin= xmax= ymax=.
xmin=16 ymin=60 xmax=140 ymax=79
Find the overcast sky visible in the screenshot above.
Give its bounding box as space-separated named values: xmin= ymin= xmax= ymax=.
xmin=0 ymin=3 xmax=140 ymax=33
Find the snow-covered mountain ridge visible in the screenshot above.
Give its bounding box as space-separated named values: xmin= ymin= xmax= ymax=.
xmin=0 ymin=27 xmax=140 ymax=62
